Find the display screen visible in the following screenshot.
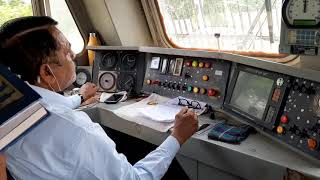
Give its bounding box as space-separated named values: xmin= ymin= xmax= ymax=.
xmin=229 ymin=71 xmax=274 ymax=120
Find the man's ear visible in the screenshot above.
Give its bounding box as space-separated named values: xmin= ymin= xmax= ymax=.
xmin=39 ymin=64 xmax=55 ymax=84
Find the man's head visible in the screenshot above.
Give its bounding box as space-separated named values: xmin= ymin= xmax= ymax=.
xmin=0 ymin=16 xmax=76 ymax=91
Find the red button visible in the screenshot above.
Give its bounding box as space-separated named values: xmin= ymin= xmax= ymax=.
xmin=185 ymin=61 xmax=192 ymax=67
xmin=205 ymin=62 xmax=211 ymax=68
xmin=152 ymin=80 xmax=159 ymax=85
xmin=281 ymin=115 xmax=288 ymax=124
xmin=208 ymin=89 xmax=217 ymax=96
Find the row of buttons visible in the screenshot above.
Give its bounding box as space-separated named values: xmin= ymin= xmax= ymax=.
xmin=146 ymin=80 xmax=218 ymax=96
xmin=185 ymin=61 xmax=212 ymax=68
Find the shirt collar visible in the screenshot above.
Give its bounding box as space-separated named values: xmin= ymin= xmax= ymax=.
xmin=29 ymin=85 xmax=68 ymax=105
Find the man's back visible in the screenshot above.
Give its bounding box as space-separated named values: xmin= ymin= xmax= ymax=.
xmin=4 ymin=86 xmax=181 ymax=180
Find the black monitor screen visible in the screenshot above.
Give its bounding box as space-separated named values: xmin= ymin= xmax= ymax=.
xmin=229 ymin=71 xmax=274 ymax=120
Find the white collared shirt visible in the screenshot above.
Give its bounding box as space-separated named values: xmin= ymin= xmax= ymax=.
xmin=4 ymin=85 xmax=180 ymax=180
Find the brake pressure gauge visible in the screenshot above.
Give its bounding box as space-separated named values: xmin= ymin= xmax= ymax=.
xmin=98 ymin=72 xmax=116 ymax=91
xmin=282 ymin=0 xmax=320 ymax=28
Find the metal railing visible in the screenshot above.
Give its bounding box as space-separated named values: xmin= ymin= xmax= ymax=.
xmin=158 ymin=0 xmax=282 ymax=53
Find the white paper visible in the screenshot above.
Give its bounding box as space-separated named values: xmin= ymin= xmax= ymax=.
xmin=112 ymin=94 xmax=175 ymax=132
xmin=137 ymin=104 xmax=182 ymax=123
xmin=112 ymin=94 xmax=208 ymax=132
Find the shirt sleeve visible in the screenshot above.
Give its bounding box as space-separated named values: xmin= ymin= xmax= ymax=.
xmin=73 ymin=123 xmax=180 ymax=180
xmin=65 ymin=95 xmax=81 ymax=109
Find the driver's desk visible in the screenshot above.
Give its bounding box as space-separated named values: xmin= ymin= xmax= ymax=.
xmin=82 ymin=100 xmax=320 ymax=180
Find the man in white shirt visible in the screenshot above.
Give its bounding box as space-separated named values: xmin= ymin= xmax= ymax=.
xmin=0 ymin=16 xmax=198 ymax=180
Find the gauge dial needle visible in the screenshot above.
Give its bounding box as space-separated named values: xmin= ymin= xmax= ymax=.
xmin=303 ymin=0 xmax=307 ymax=13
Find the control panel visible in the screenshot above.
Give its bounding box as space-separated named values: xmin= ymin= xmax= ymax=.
xmin=225 ymin=64 xmax=320 ymax=160
xmin=143 ymin=54 xmax=230 ymax=108
xmin=92 ymin=50 xmax=145 ymax=94
xmin=275 ymin=78 xmax=320 ymax=159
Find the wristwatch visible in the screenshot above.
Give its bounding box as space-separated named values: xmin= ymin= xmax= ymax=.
xmin=79 ymin=94 xmax=85 ymax=103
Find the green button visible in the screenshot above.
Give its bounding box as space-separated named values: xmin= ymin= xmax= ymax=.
xmin=187 ymin=85 xmax=193 ymax=92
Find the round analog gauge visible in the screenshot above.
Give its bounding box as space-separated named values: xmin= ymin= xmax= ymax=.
xmin=117 ymin=74 xmax=135 ymax=92
xmin=73 ymin=68 xmax=91 ymax=87
xmin=122 ymin=54 xmax=136 ymax=69
xmin=282 ymin=0 xmax=320 ymax=28
xmin=99 ymin=72 xmax=116 ymax=91
xmin=101 ymin=53 xmax=117 ymax=69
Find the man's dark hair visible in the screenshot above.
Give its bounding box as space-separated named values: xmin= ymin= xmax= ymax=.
xmin=0 ymin=16 xmax=59 ymax=84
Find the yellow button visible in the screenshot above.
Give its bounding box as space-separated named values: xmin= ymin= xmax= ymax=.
xmin=202 ymin=75 xmax=209 ymax=81
xmin=199 ymin=62 xmax=204 ymax=68
xmin=277 ymin=126 xmax=284 ymax=134
xmin=146 ymin=80 xmax=151 ymax=85
xmin=193 ymin=87 xmax=199 ymax=93
xmin=192 ymin=61 xmax=198 ymax=67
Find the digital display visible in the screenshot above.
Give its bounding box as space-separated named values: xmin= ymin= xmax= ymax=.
xmin=0 ymin=75 xmax=23 ymax=110
xmin=293 ymin=19 xmax=316 ymax=26
xmin=230 ymin=71 xmax=274 ymax=120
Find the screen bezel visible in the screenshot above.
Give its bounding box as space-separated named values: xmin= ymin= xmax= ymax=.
xmin=0 ymin=65 xmax=41 ymax=125
xmin=224 ymin=65 xmax=278 ymax=129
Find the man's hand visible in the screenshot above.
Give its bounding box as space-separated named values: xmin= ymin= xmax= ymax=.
xmin=79 ymin=83 xmax=98 ymax=101
xmin=81 ymin=93 xmax=101 ymax=106
xmin=171 ymin=107 xmax=198 ymax=145
xmin=0 ymin=154 xmax=7 ymax=180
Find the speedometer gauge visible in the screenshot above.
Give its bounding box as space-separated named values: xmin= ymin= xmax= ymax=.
xmin=282 ymin=0 xmax=320 ymax=28
xmin=98 ymin=72 xmax=116 ymax=91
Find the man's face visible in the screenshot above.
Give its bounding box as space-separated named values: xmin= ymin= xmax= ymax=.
xmin=49 ymin=27 xmax=76 ymax=90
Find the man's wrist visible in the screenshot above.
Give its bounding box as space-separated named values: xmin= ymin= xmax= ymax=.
xmin=171 ymin=132 xmax=184 ymax=146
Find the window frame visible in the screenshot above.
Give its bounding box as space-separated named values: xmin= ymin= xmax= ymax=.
xmin=34 ymin=0 xmax=97 ymax=65
xmin=152 ymin=0 xmax=288 ymax=59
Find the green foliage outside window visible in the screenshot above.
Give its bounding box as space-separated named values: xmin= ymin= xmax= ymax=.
xmin=0 ymin=0 xmax=32 ymax=26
